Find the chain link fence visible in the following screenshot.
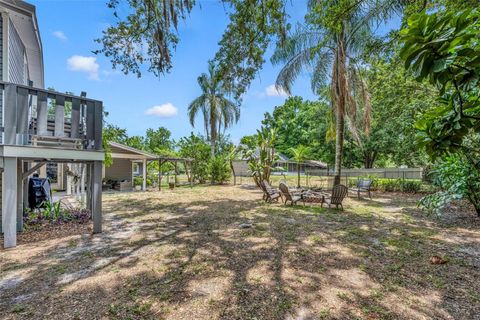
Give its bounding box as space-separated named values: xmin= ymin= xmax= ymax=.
xmin=232 ymin=160 xmax=424 ymax=189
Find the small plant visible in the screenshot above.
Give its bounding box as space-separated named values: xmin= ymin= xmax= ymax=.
xmin=70 ymin=207 xmax=92 ymax=223
xmin=23 ymin=203 xmax=91 ymax=228
xmin=42 ymin=201 xmax=64 ymax=222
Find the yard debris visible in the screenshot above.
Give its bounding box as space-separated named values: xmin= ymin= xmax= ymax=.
xmin=284 ymin=218 xmax=297 ymax=224
xmin=239 ymin=222 xmax=253 ymax=229
xmin=430 ymin=256 xmax=448 ymax=265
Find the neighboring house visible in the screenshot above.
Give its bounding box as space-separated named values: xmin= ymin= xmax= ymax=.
xmin=105 ymin=142 xmax=157 ymax=191
xmin=275 ymin=159 xmax=328 ymax=173
xmin=0 ymin=0 xmax=104 ymax=248
xmin=233 ymin=147 xmax=328 ymax=177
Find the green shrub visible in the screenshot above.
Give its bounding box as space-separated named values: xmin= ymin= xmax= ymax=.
xmin=348 ymin=177 xmax=423 ymax=193
xmin=208 ymin=156 xmax=231 ymax=184
xmin=193 ymin=161 xmax=210 ymax=184
xmin=399 ymin=179 xmax=422 ymax=193
xmin=419 ymin=154 xmax=480 ymax=216
xmin=133 ymin=176 xmax=153 ymax=187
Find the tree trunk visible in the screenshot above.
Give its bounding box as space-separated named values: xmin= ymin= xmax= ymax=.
xmin=230 ymin=161 xmax=236 ymax=185
xmin=210 ymin=139 xmax=215 ymax=158
xmin=332 ymin=35 xmax=347 ymax=187
xmin=297 ymin=164 xmax=301 ymax=188
xmin=364 ymin=151 xmax=376 ymax=169
xmin=210 ymin=100 xmax=217 ymax=158
xmin=333 ymin=112 xmax=344 ymax=186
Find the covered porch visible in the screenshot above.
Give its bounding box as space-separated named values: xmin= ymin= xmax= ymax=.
xmin=105 ymin=142 xmax=157 ymax=191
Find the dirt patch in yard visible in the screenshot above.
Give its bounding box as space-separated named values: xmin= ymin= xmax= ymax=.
xmin=1 ymin=186 xmax=479 ymax=319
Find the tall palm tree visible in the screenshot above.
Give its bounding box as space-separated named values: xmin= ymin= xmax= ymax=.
xmin=289 ymin=145 xmax=311 ymax=188
xmin=188 ymin=61 xmax=240 ymax=157
xmin=272 ymin=0 xmax=401 ymax=185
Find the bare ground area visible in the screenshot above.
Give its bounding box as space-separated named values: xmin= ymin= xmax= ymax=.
xmin=1 ymin=185 xmax=479 ymax=320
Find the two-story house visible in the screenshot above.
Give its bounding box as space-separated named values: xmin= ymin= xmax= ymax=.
xmin=0 ymin=0 xmax=104 ymax=248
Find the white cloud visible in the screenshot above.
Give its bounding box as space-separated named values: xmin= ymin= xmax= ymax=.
xmin=144 ymin=103 xmax=178 ymax=118
xmin=52 ymin=30 xmax=67 ymax=41
xmin=67 ymin=55 xmax=100 ymax=80
xmin=265 ymin=84 xmax=289 ymax=98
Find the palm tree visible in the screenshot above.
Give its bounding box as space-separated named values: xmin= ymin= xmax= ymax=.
xmin=289 ymin=145 xmax=311 ymax=188
xmin=188 ymin=61 xmax=240 ymax=157
xmin=272 ymin=0 xmax=401 ymax=185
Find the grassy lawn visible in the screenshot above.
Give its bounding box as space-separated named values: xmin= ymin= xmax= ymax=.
xmin=1 ymin=185 xmax=479 ymax=319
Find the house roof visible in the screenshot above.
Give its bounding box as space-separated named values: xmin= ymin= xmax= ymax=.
xmin=277 ymin=153 xmax=289 ymax=161
xmin=0 ymin=0 xmax=44 ymax=87
xmin=275 ymin=158 xmax=328 ymax=169
xmin=109 ymin=141 xmax=158 ymax=160
xmin=304 ymin=160 xmax=328 ymax=169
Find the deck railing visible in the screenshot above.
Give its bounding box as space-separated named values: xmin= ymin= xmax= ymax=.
xmin=0 ymin=81 xmax=103 ymax=150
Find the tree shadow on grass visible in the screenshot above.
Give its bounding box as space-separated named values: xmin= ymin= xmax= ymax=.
xmin=0 ymin=189 xmax=479 ymax=319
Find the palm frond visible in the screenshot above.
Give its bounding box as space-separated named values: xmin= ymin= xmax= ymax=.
xmin=311 ymin=51 xmax=333 ymax=93
xmin=188 ymin=95 xmax=206 ymax=127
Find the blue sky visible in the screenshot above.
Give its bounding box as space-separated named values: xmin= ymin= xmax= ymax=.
xmin=31 ymin=0 xmax=398 ymax=143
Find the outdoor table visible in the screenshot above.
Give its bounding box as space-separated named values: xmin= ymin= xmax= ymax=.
xmin=302 ymin=190 xmax=328 ymax=203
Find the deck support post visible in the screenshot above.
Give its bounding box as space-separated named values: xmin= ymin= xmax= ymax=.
xmin=16 ymin=159 xmax=23 ymax=232
xmin=174 ymin=161 xmax=178 ymax=186
xmin=158 ymin=159 xmax=162 ymax=191
xmin=92 ymin=161 xmax=102 ymax=233
xmin=86 ymin=163 xmax=92 ymax=211
xmin=142 ymin=158 xmax=147 ymax=191
xmin=3 ymin=157 xmax=18 ymax=248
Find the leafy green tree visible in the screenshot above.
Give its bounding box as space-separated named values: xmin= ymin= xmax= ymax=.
xmin=261 ymin=96 xmax=333 ymax=162
xmin=177 ymin=133 xmax=211 ymax=183
xmin=289 ymin=145 xmax=311 ymax=187
xmin=363 ymin=54 xmax=437 ymax=167
xmin=400 ymin=8 xmax=480 ymax=215
xmin=239 ymin=134 xmax=258 ymax=150
xmin=213 ymin=0 xmax=288 ymax=100
xmin=145 ymin=127 xmax=174 ymax=154
xmin=124 ymin=136 xmax=145 ymax=150
xmin=97 ymin=0 xmax=287 ymax=101
xmin=400 ymin=9 xmax=480 ymax=157
xmin=95 ymin=0 xmax=195 ymax=77
xmin=188 ymin=61 xmax=240 ymax=157
xmin=102 ymin=124 xmax=129 ymax=166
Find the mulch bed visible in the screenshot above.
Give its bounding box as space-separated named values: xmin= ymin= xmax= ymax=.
xmin=0 ymin=221 xmax=92 ymax=247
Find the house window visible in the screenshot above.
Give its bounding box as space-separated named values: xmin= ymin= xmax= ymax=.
xmin=133 ymin=163 xmax=140 ymax=175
